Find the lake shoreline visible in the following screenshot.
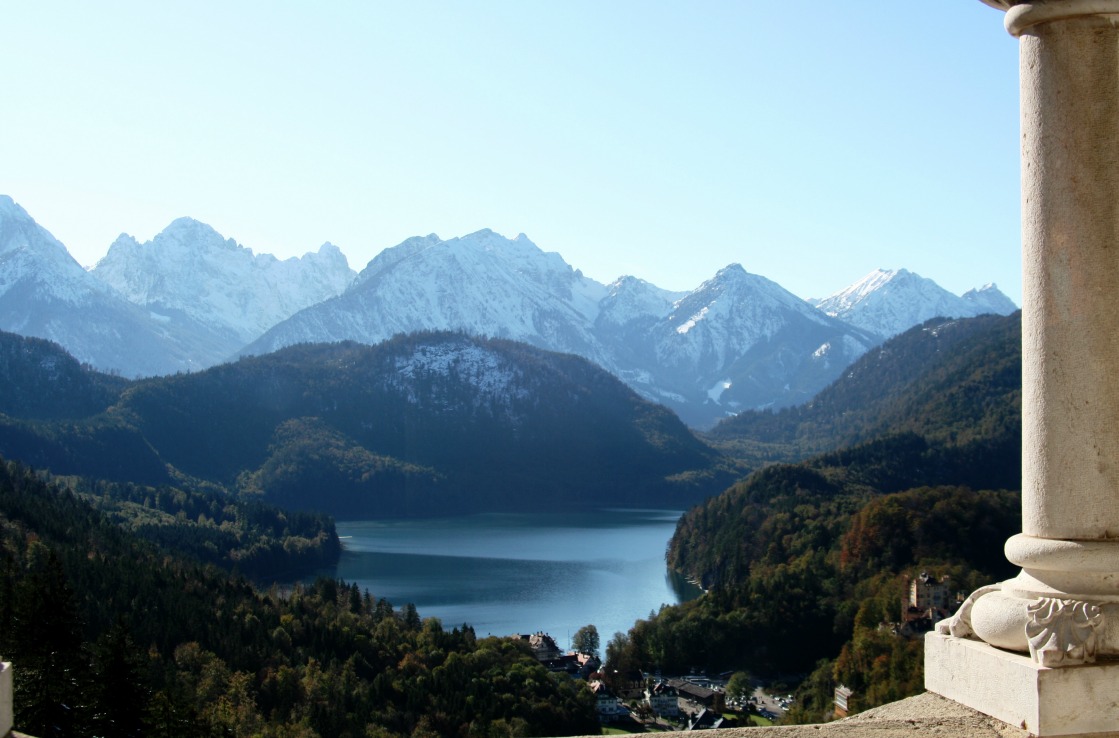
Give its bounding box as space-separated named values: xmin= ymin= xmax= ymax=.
xmin=310 ymin=508 xmax=702 ymax=642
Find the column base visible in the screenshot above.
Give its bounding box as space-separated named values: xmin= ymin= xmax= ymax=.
xmin=925 ymin=631 xmax=1119 ymax=736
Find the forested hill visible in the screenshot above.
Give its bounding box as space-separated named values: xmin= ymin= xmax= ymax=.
xmin=0 ymin=331 xmax=737 ymax=517
xmin=0 ymin=331 xmax=128 ymax=419
xmin=667 ymin=431 xmax=1020 ymax=592
xmin=706 ymin=312 xmax=1021 ymax=464
xmin=604 ymin=432 xmax=1022 ymax=720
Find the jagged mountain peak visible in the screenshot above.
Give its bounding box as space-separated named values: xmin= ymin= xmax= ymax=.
xmin=162 ymin=216 xmax=230 ymax=242
xmin=713 ymin=263 xmax=749 ymax=280
xmin=349 ymin=229 xmax=593 ymax=305
xmin=441 ymin=229 xmax=563 ymax=268
xmin=0 ymin=194 xmax=28 ymax=218
xmin=687 ymin=263 xmax=826 ymax=318
xmin=813 ymin=268 xmax=1017 ymax=339
xmin=815 ymin=268 xmax=927 ymax=306
xmin=354 ymin=233 xmax=443 ymax=286
xmin=91 ymin=216 xmax=355 ymax=348
xmin=597 ymin=276 xmax=682 ymax=329
xmin=0 ymin=195 xmax=94 ymax=281
xmin=0 ymin=197 xmax=208 ymax=376
xmin=962 ymin=282 xmax=1018 ymax=315
xmin=316 ymin=241 xmax=344 ymax=258
xmin=248 ymin=227 xmax=609 ymax=365
xmin=106 ymin=232 xmax=141 ymax=252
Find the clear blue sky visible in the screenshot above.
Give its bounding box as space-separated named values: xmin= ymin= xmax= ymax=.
xmin=1 ymin=2 xmax=1022 ymax=303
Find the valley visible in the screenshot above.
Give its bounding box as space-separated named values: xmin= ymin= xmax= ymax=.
xmin=0 ymin=193 xmax=1025 ymax=734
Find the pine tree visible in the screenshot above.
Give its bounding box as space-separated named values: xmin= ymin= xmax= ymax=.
xmin=90 ymin=620 xmax=149 ymax=737
xmin=10 ymin=547 xmax=91 ymax=737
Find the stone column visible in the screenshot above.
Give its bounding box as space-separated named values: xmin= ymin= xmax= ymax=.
xmin=925 ymin=2 xmax=1119 ymax=735
xmin=0 ymin=661 xmax=11 ymax=738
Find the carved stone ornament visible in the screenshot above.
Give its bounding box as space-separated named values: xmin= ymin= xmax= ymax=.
xmin=937 ymin=584 xmax=1002 ymax=639
xmin=1025 ymin=598 xmax=1104 ymax=666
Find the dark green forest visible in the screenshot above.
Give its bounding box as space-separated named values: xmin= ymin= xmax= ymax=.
xmin=73 ymin=477 xmax=341 ymax=580
xmin=0 ymin=459 xmax=598 ymax=737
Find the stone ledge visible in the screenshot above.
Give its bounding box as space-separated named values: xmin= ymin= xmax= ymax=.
xmin=565 ymin=691 xmax=1113 ymax=738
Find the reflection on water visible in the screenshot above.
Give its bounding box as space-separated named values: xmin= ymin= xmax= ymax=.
xmin=318 ymin=509 xmax=702 ymax=642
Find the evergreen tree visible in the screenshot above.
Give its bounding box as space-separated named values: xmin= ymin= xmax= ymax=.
xmin=90 ymin=620 xmax=149 ymax=738
xmin=10 ymin=547 xmax=91 ymax=737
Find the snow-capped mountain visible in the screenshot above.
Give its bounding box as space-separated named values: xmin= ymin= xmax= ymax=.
xmin=596 ymin=276 xmax=684 ymax=330
xmin=811 ymin=268 xmax=1017 ymax=339
xmin=628 ymin=265 xmax=879 ymax=423
xmin=93 ymin=218 xmax=354 ymax=352
xmin=962 ymin=283 xmax=1019 ymax=316
xmin=245 ymin=231 xmax=879 ymax=427
xmin=0 ymin=196 xmax=209 ymax=376
xmin=243 ymin=229 xmax=614 ymax=365
xmin=0 ymin=194 xmax=1012 ymax=428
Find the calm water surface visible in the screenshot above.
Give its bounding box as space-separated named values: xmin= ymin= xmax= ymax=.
xmin=327 ymin=509 xmax=701 ymax=645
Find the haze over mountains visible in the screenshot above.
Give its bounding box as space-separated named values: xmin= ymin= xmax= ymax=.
xmin=0 ymin=329 xmax=736 ymax=516
xmin=0 ymin=195 xmax=1016 ymax=427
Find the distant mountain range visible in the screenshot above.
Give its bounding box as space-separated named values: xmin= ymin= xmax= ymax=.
xmin=0 ymin=195 xmax=1016 ymax=427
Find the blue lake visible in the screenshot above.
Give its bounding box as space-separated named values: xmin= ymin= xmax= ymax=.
xmin=326 ymin=509 xmax=701 ymax=646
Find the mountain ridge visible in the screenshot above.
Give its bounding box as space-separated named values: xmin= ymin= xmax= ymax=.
xmin=93 ymin=216 xmax=355 ymax=350
xmin=811 ymin=268 xmax=1015 ymax=338
xmin=0 ymin=195 xmax=1016 ymax=428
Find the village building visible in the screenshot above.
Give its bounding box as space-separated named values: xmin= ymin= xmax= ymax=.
xmin=834 ymin=684 xmax=854 ymax=719
xmin=900 ymin=571 xmax=959 ymax=634
xmin=645 ymin=680 xmax=681 ymax=718
xmin=666 ymin=678 xmax=724 ymax=712
xmin=514 ymin=631 xmax=602 ymax=677
xmin=588 ymin=680 xmax=626 ymax=723
xmin=514 ymin=631 xmax=563 ymax=661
